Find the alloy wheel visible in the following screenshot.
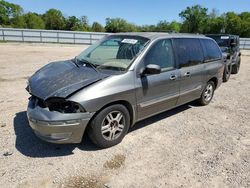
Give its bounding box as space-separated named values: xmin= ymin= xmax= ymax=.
xmin=204 ymin=84 xmax=213 ymax=102
xmin=101 ymin=111 xmax=125 ymax=141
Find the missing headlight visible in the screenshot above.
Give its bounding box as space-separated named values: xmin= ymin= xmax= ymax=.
xmin=45 ymin=98 xmax=85 ymax=113
xmin=29 ymin=96 xmax=85 ymax=113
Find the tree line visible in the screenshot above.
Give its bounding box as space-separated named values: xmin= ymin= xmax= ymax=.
xmin=0 ymin=0 xmax=250 ymax=37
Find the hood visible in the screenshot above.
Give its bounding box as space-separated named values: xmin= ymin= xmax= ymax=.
xmin=27 ymin=60 xmax=109 ymax=100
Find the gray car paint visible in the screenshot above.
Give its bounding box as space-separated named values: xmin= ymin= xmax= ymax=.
xmin=27 ymin=33 xmax=224 ymax=144
xmin=27 ymin=60 xmax=110 ymax=100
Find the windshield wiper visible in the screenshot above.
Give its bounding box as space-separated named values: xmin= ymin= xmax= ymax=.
xmin=75 ymin=57 xmax=99 ymax=72
xmin=73 ymin=57 xmax=80 ymax=67
xmin=97 ymin=65 xmax=126 ymax=72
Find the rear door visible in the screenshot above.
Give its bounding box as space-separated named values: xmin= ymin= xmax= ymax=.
xmin=173 ymin=38 xmax=205 ymax=105
xmin=200 ymin=38 xmax=224 ymax=83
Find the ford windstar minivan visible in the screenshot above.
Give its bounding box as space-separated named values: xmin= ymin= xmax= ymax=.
xmin=26 ymin=33 xmax=224 ymax=148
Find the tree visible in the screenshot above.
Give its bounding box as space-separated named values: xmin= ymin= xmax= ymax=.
xmin=155 ymin=20 xmax=170 ymax=32
xmin=0 ymin=0 xmax=23 ymax=26
xmin=225 ymin=12 xmax=242 ymax=35
xmin=179 ymin=5 xmax=208 ymax=33
xmin=205 ymin=16 xmax=224 ymax=34
xmin=11 ymin=15 xmax=26 ymax=28
xmin=169 ymin=21 xmax=181 ymax=32
xmin=105 ymin=18 xmax=137 ymax=32
xmin=43 ymin=9 xmax=65 ymax=30
xmin=78 ymin=16 xmax=90 ymax=31
xmin=239 ymin=12 xmax=250 ymax=37
xmin=23 ymin=12 xmax=45 ymax=29
xmin=91 ymin=22 xmax=105 ymax=32
xmin=65 ymin=16 xmax=80 ymax=30
xmin=138 ymin=25 xmax=156 ymax=32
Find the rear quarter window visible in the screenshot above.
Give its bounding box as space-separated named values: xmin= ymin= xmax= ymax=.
xmin=173 ymin=38 xmax=204 ymax=68
xmin=201 ymin=39 xmax=222 ymax=61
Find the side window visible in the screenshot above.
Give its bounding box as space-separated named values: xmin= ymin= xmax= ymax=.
xmin=173 ymin=38 xmax=203 ymax=68
xmin=144 ymin=39 xmax=175 ymax=71
xmin=201 ymin=39 xmax=222 ymax=61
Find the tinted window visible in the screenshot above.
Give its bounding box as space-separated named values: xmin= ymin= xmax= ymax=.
xmin=207 ymin=35 xmax=230 ymax=47
xmin=173 ymin=38 xmax=203 ymax=68
xmin=144 ymin=39 xmax=175 ymax=71
xmin=201 ymin=39 xmax=222 ymax=61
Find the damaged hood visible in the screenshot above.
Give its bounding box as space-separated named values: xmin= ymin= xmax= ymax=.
xmin=28 ymin=60 xmax=109 ymax=100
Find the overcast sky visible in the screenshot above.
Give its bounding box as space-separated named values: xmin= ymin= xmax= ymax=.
xmin=8 ymin=0 xmax=250 ymax=25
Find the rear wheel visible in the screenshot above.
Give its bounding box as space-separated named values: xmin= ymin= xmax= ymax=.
xmin=87 ymin=104 xmax=130 ymax=148
xmin=198 ymin=81 xmax=215 ymax=106
xmin=231 ymin=57 xmax=241 ymax=74
xmin=223 ymin=64 xmax=232 ymax=82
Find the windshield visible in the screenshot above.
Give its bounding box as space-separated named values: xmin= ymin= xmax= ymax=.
xmin=76 ymin=35 xmax=149 ymax=71
xmin=208 ymin=35 xmax=230 ymax=47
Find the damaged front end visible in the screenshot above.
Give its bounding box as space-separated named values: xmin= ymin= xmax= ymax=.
xmin=27 ymin=95 xmax=95 ymax=143
xmin=29 ymin=96 xmax=86 ymax=114
xmin=25 ymin=60 xmax=111 ymax=143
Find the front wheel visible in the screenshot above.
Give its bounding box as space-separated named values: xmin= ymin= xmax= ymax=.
xmin=198 ymin=81 xmax=215 ymax=106
xmin=87 ymin=104 xmax=130 ymax=148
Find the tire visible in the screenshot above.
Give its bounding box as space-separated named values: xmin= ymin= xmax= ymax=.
xmin=231 ymin=57 xmax=241 ymax=74
xmin=87 ymin=104 xmax=130 ymax=148
xmin=198 ymin=81 xmax=215 ymax=106
xmin=222 ymin=64 xmax=232 ymax=82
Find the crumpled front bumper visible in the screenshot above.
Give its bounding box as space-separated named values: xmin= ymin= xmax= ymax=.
xmin=26 ymin=100 xmax=95 ymax=144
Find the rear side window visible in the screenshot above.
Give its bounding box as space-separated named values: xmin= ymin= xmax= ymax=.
xmin=201 ymin=39 xmax=222 ymax=61
xmin=173 ymin=38 xmax=203 ymax=68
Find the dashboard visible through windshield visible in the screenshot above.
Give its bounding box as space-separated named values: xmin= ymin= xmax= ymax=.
xmin=76 ymin=35 xmax=150 ymax=71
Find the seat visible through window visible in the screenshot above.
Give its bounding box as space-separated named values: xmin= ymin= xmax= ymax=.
xmin=145 ymin=39 xmax=175 ymax=71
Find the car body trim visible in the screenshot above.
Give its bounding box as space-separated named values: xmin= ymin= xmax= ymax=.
xmin=139 ymin=93 xmax=179 ymax=108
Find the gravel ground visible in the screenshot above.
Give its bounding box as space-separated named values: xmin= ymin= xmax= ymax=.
xmin=0 ymin=43 xmax=250 ymax=188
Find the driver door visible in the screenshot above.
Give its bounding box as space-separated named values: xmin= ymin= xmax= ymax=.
xmin=135 ymin=39 xmax=180 ymax=120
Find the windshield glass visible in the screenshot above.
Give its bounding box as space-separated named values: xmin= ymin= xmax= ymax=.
xmin=208 ymin=35 xmax=230 ymax=47
xmin=76 ymin=35 xmax=149 ymax=71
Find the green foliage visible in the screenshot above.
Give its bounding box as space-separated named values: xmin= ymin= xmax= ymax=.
xmin=225 ymin=12 xmax=242 ymax=35
xmin=0 ymin=0 xmax=23 ymax=26
xmin=0 ymin=1 xmax=250 ymax=37
xmin=43 ymin=9 xmax=65 ymax=30
xmin=91 ymin=22 xmax=105 ymax=32
xmin=239 ymin=12 xmax=250 ymax=37
xmin=23 ymin=12 xmax=45 ymax=29
xmin=11 ymin=15 xmax=26 ymax=28
xmin=138 ymin=21 xmax=181 ymax=32
xmin=179 ymin=5 xmax=208 ymax=33
xmin=64 ymin=15 xmax=90 ymax=31
xmin=169 ymin=21 xmax=181 ymax=32
xmin=105 ymin=18 xmax=137 ymax=33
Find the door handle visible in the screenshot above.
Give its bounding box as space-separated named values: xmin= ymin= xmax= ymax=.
xmin=184 ymin=72 xmax=191 ymax=77
xmin=170 ymin=75 xmax=177 ymax=80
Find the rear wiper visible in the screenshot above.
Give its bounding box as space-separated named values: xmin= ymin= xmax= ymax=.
xmin=75 ymin=57 xmax=99 ymax=72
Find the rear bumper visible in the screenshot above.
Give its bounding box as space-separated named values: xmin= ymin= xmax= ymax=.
xmin=27 ymin=100 xmax=95 ymax=144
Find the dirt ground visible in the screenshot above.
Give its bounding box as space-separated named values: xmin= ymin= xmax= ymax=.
xmin=0 ymin=43 xmax=249 ymax=188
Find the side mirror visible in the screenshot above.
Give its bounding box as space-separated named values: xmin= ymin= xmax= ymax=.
xmin=141 ymin=64 xmax=161 ymax=75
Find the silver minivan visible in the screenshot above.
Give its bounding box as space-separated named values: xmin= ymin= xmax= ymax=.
xmin=26 ymin=33 xmax=224 ymax=148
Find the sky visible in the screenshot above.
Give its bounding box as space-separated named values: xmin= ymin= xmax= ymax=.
xmin=7 ymin=0 xmax=250 ymax=25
